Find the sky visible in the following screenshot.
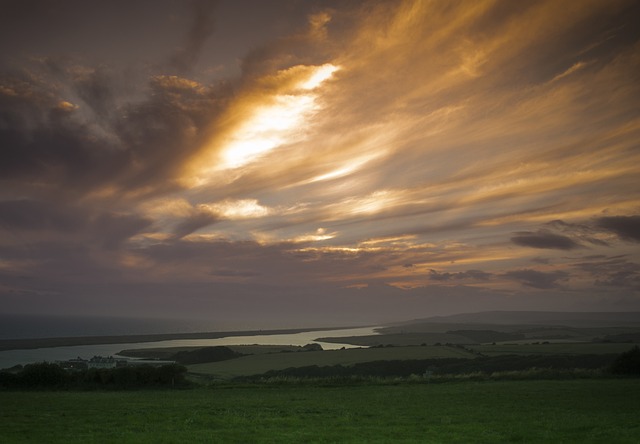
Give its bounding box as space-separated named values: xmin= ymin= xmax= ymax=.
xmin=1 ymin=0 xmax=639 ymax=329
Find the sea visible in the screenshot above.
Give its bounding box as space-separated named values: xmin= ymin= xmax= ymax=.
xmin=0 ymin=314 xmax=378 ymax=370
xmin=0 ymin=314 xmax=228 ymax=340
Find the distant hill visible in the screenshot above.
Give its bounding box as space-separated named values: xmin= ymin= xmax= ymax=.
xmin=374 ymin=311 xmax=640 ymax=341
xmin=395 ymin=311 xmax=640 ymax=328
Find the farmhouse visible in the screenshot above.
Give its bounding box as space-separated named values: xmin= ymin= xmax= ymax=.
xmin=57 ymin=357 xmax=88 ymax=371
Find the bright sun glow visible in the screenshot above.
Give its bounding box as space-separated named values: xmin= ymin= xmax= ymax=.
xmin=220 ymin=94 xmax=314 ymax=169
xmin=218 ymin=64 xmax=339 ymax=170
xmin=299 ymin=64 xmax=340 ymax=90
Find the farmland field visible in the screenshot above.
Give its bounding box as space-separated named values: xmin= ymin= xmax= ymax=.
xmin=1 ymin=379 xmax=639 ymax=443
xmin=188 ymin=345 xmax=475 ymax=379
xmin=119 ymin=344 xmax=304 ymax=360
xmin=469 ymin=342 xmax=636 ymax=356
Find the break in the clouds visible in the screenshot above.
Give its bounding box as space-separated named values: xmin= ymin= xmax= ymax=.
xmin=1 ymin=0 xmax=640 ymax=326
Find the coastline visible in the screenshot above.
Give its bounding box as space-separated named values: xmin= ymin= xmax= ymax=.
xmin=0 ymin=326 xmax=371 ymax=352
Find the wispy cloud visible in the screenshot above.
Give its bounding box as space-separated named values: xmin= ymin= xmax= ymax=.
xmin=1 ymin=0 xmax=640 ymax=320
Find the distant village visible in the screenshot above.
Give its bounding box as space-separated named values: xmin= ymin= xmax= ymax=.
xmin=57 ymin=355 xmax=175 ymax=371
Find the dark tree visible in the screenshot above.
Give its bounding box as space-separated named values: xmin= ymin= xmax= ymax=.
xmin=156 ymin=364 xmax=187 ymax=386
xmin=610 ymin=346 xmax=640 ymax=375
xmin=19 ymin=362 xmax=69 ymax=388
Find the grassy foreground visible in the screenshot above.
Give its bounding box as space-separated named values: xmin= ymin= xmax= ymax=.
xmin=1 ymin=379 xmax=639 ymax=443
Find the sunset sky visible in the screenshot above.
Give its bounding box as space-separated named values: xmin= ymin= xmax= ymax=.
xmin=1 ymin=0 xmax=639 ymax=328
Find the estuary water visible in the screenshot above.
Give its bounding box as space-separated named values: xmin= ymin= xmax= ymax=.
xmin=0 ymin=326 xmax=378 ymax=369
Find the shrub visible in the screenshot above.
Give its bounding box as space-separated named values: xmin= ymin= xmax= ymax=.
xmin=18 ymin=362 xmax=69 ymax=388
xmin=156 ymin=364 xmax=187 ymax=386
xmin=610 ymin=346 xmax=640 ymax=375
xmin=113 ymin=366 xmax=139 ymax=387
xmin=0 ymin=371 xmax=19 ymax=388
xmin=0 ymin=362 xmax=189 ymax=390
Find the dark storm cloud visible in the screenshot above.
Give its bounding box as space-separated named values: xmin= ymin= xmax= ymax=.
xmin=131 ymin=236 xmax=406 ymax=287
xmin=0 ymin=240 xmax=90 ymax=264
xmin=573 ymin=255 xmax=640 ymax=290
xmin=0 ymin=61 xmax=227 ymax=196
xmin=596 ymin=215 xmax=640 ymax=242
xmin=169 ymin=0 xmax=219 ymax=74
xmin=105 ymin=73 xmax=231 ymax=193
xmin=511 ymin=230 xmax=581 ymax=250
xmin=0 ymin=114 xmax=125 ymax=194
xmin=595 ymin=270 xmax=640 ymax=289
xmin=0 ymin=199 xmax=151 ymax=250
xmin=0 ymin=200 xmax=83 ymax=232
xmin=90 ymin=213 xmax=153 ymax=249
xmin=109 ymin=73 xmax=230 ymax=194
xmin=0 ymin=67 xmax=122 ymax=191
xmin=545 ymin=220 xmax=610 ymax=247
xmin=503 ymin=269 xmax=568 ymax=290
xmin=531 ymin=216 xmax=640 ymax=248
xmin=134 ymin=238 xmax=266 ymax=264
xmin=0 ymin=1 xmax=194 ymax=69
xmin=70 ymin=66 xmax=117 ymax=119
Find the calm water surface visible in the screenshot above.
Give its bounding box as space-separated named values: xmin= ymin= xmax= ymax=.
xmin=0 ymin=326 xmax=378 ymax=369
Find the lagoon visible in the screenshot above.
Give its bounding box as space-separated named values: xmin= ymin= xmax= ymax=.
xmin=0 ymin=326 xmax=378 ymax=369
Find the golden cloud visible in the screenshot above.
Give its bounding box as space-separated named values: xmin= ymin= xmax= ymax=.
xmin=184 ymin=63 xmax=340 ymax=186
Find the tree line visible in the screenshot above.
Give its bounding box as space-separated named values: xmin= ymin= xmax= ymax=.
xmin=240 ymin=346 xmax=640 ymax=381
xmin=0 ymin=362 xmax=188 ymax=390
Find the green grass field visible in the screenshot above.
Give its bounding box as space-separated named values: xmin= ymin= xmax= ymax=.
xmin=1 ymin=379 xmax=639 ymax=443
xmin=322 ymin=327 xmax=640 ymax=347
xmin=470 ymin=342 xmax=636 ymax=356
xmin=316 ymin=332 xmax=471 ymax=346
xmin=188 ymin=345 xmax=475 ymax=379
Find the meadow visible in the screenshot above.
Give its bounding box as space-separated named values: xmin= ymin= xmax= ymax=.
xmin=469 ymin=342 xmax=637 ymax=356
xmin=1 ymin=379 xmax=639 ymax=443
xmin=187 ymin=345 xmax=476 ymax=379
